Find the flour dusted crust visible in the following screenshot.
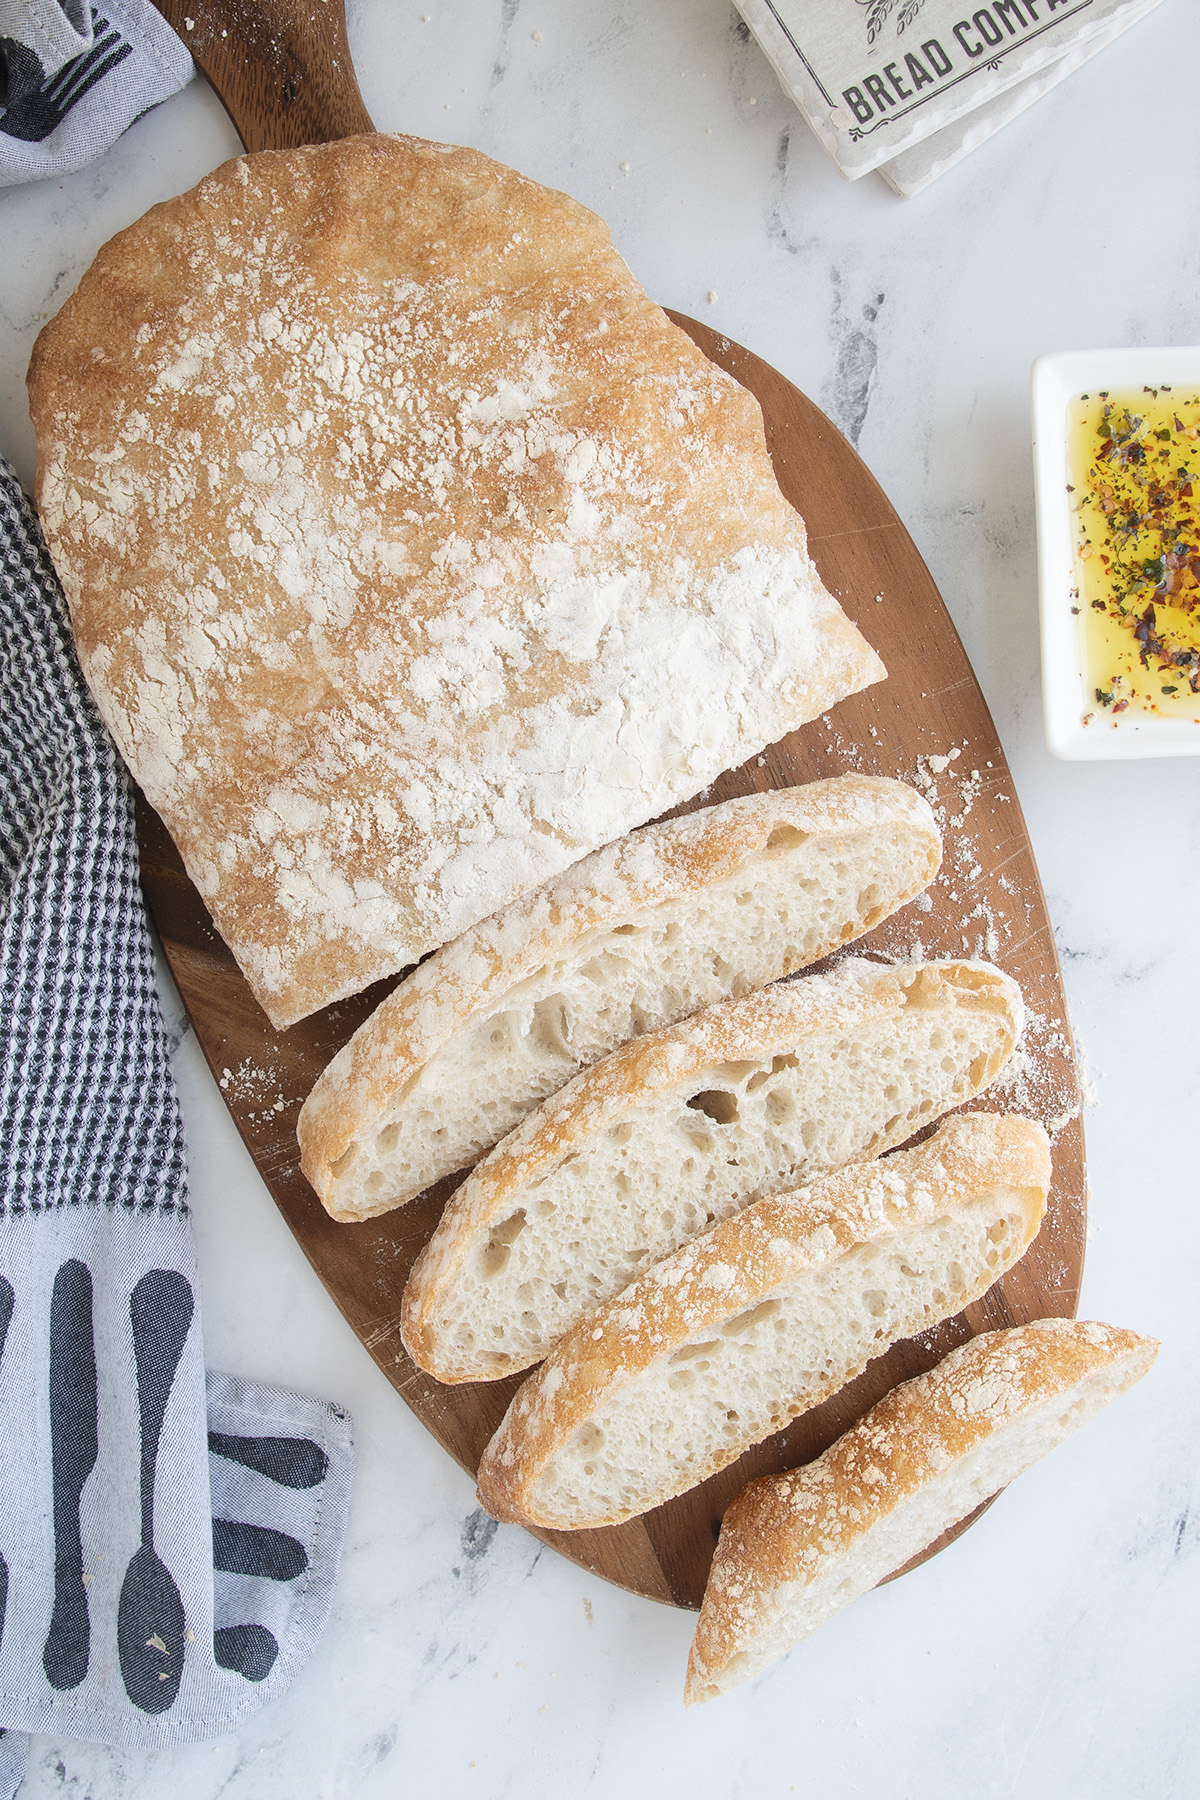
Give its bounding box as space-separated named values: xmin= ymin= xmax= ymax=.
xmin=401 ymin=956 xmax=1024 ymax=1382
xmin=27 ymin=134 xmax=884 ymax=1028
xmin=475 ymin=1113 xmax=1050 ymax=1531
xmin=298 ymin=775 xmax=941 ymax=1220
xmin=685 ymin=1319 xmax=1158 ymax=1703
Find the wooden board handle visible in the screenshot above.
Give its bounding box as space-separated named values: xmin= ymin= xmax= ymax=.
xmin=150 ymin=0 xmax=373 ymax=150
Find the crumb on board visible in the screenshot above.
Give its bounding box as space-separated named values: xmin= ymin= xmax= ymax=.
xmin=218 ymin=1056 xmax=292 ymax=1123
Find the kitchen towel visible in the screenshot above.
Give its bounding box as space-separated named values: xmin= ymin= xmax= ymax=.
xmin=0 ymin=458 xmax=354 ymax=1795
xmin=0 ymin=0 xmax=192 ymax=188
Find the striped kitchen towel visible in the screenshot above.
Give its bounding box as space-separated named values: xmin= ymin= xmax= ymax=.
xmin=0 ymin=459 xmax=354 ymax=1796
xmin=0 ymin=0 xmax=192 ymax=188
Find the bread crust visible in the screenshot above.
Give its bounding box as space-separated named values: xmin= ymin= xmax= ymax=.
xmin=685 ymin=1318 xmax=1158 ymax=1703
xmin=400 ymin=956 xmax=1024 ymax=1381
xmin=298 ymin=774 xmax=941 ymax=1218
xmin=28 ymin=134 xmax=883 ymax=1028
xmin=476 ymin=1112 xmax=1051 ymax=1529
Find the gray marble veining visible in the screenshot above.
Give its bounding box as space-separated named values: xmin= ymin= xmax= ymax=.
xmin=2 ymin=2 xmax=1196 ymax=1793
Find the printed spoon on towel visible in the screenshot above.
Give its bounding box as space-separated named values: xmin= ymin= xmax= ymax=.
xmin=42 ymin=1261 xmax=97 ymax=1690
xmin=117 ymin=1268 xmax=194 ymax=1713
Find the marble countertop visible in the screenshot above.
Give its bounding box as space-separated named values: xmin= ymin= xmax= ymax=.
xmin=2 ymin=2 xmax=1197 ymax=1794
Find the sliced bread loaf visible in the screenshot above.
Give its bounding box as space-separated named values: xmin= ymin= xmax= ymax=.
xmin=476 ymin=1113 xmax=1050 ymax=1530
xmin=300 ymin=777 xmax=940 ymax=1222
xmin=401 ymin=956 xmax=1023 ymax=1383
xmin=685 ymin=1318 xmax=1158 ymax=1703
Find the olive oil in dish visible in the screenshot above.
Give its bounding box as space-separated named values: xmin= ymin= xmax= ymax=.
xmin=1068 ymin=387 xmax=1200 ymax=725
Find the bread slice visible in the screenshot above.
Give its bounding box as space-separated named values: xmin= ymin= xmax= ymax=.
xmin=685 ymin=1318 xmax=1158 ymax=1704
xmin=476 ymin=1113 xmax=1050 ymax=1530
xmin=300 ymin=776 xmax=941 ymax=1222
xmin=401 ymin=956 xmax=1023 ymax=1383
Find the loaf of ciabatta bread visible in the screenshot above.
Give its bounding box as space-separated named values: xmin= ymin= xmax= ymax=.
xmin=30 ymin=136 xmax=884 ymax=1030
xmin=401 ymin=956 xmax=1023 ymax=1383
xmin=685 ymin=1318 xmax=1158 ymax=1704
xmin=300 ymin=776 xmax=941 ymax=1221
xmin=476 ymin=1113 xmax=1050 ymax=1530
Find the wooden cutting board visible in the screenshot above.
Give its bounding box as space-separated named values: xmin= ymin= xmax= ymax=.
xmin=139 ymin=0 xmax=1085 ymax=1610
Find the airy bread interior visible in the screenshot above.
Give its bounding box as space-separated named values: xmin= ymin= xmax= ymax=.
xmin=529 ymin=1191 xmax=1033 ymax=1528
xmin=418 ymin=971 xmax=1017 ymax=1378
xmin=322 ymin=815 xmax=938 ymax=1219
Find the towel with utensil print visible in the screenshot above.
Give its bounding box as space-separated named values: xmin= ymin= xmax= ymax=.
xmin=0 ymin=0 xmax=192 ymax=188
xmin=0 ymin=459 xmax=354 ymax=1795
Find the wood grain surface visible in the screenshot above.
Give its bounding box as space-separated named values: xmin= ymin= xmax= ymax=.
xmin=137 ymin=2 xmax=1086 ymax=1609
xmin=150 ymin=0 xmax=372 ymax=149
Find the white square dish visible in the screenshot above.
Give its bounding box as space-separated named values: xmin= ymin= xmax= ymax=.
xmin=1032 ymin=347 xmax=1200 ymax=760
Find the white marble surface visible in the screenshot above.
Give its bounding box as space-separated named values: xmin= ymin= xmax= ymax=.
xmin=2 ymin=2 xmax=1197 ymax=1793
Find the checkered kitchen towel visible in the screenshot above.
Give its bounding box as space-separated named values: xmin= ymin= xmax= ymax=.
xmin=0 ymin=461 xmax=354 ymax=1795
xmin=0 ymin=0 xmax=192 ymax=188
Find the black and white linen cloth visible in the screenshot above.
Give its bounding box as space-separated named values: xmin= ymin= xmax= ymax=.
xmin=0 ymin=460 xmax=354 ymax=1796
xmin=0 ymin=0 xmax=192 ymax=188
